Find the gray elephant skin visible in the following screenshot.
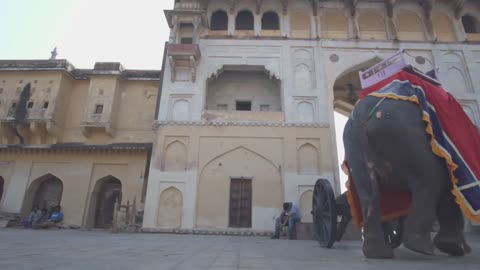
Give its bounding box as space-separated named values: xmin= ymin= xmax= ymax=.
xmin=343 ymin=95 xmax=472 ymax=259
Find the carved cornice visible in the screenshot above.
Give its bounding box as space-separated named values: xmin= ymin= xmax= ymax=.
xmin=0 ymin=143 xmax=152 ymax=155
xmin=154 ymin=120 xmax=330 ymax=128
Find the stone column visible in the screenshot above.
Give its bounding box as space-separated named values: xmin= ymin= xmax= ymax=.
xmin=228 ymin=12 xmax=235 ymax=36
xmin=169 ymin=16 xmax=179 ymax=43
xmin=254 ymin=13 xmax=261 ymax=36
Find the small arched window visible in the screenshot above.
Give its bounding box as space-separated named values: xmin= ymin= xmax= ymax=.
xmin=236 ymin=10 xmax=254 ymax=30
xmin=462 ymin=15 xmax=480 ymax=34
xmin=262 ymin=11 xmax=279 ymax=30
xmin=211 ymin=10 xmax=228 ymax=30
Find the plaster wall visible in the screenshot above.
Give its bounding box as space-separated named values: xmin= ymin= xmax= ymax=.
xmin=0 ymin=72 xmax=158 ymax=144
xmin=143 ymin=125 xmax=335 ymax=231
xmin=0 ymin=151 xmax=148 ymax=227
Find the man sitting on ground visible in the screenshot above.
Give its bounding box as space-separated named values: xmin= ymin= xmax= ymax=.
xmin=271 ymin=202 xmax=302 ymax=240
xmin=36 ymin=205 xmax=63 ymax=229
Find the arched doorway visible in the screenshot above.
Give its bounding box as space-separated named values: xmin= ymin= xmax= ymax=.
xmin=196 ymin=147 xmax=282 ymax=230
xmin=22 ymin=174 xmax=63 ymax=215
xmin=0 ymin=176 xmax=4 ymax=203
xmin=333 ymin=59 xmax=381 ymax=192
xmin=93 ymin=177 xmax=122 ymax=229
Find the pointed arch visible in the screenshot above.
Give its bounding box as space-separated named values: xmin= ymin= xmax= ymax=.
xmin=21 ymin=173 xmax=63 ymax=216
xmin=200 ymin=146 xmax=278 ymax=175
xmin=293 ymin=49 xmax=312 ymax=61
xmin=157 ymin=186 xmax=183 ymax=228
xmin=85 ymin=175 xmax=122 ymax=229
xmin=294 ymin=64 xmax=312 ymax=90
xmin=297 ymin=143 xmax=320 ymax=175
xmin=163 ymin=140 xmax=188 ymax=171
xmin=332 ymin=56 xmax=383 ymax=111
xmin=333 ymin=56 xmax=383 ymax=84
xmin=444 ymin=66 xmax=468 ymax=93
xmin=172 ymin=99 xmax=190 ymax=121
xmin=297 ymin=101 xmax=314 ymax=122
xmin=299 ymin=190 xmax=313 ymax=222
xmin=197 ymin=146 xmax=282 ymax=229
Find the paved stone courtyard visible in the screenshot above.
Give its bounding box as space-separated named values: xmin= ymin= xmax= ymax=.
xmin=1 ymin=228 xmax=480 ymax=270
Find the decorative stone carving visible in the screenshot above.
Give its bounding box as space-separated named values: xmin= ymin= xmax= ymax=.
xmin=292 ymin=49 xmax=315 ymax=90
xmin=171 ymin=99 xmax=190 ymax=121
xmin=157 ymin=187 xmax=183 ymax=228
xmin=442 ymin=52 xmax=472 ymax=93
xmin=297 ymin=143 xmax=320 ymax=175
xmin=163 ymin=140 xmax=188 ymax=172
xmin=294 ymin=64 xmax=312 ymax=90
xmin=297 ymin=101 xmax=314 ymax=122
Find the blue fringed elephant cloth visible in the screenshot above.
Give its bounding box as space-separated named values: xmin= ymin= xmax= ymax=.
xmin=347 ymin=70 xmax=480 ymax=226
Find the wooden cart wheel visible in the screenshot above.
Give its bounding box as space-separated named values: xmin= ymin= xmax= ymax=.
xmin=312 ymin=178 xmax=337 ymax=248
xmin=382 ymin=217 xmax=405 ymax=249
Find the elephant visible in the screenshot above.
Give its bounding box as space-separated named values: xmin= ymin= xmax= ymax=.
xmin=343 ymin=95 xmax=472 ymax=259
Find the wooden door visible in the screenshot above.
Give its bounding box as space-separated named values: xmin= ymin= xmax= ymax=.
xmin=229 ymin=178 xmax=252 ymax=228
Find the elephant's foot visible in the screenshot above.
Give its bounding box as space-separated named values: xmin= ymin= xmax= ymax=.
xmin=433 ymin=234 xmax=471 ymax=256
xmin=403 ymin=232 xmax=434 ymax=255
xmin=363 ymin=235 xmax=394 ymax=259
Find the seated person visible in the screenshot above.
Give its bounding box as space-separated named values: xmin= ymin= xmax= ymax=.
xmin=22 ymin=205 xmax=41 ymax=228
xmin=35 ymin=205 xmax=63 ymax=229
xmin=271 ymin=202 xmax=302 ymax=240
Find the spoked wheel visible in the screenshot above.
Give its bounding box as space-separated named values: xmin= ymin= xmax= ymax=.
xmin=312 ymin=178 xmax=337 ymax=248
xmin=382 ymin=217 xmax=405 ymax=249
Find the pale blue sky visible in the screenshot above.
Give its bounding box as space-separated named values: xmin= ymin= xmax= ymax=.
xmin=0 ymin=0 xmax=172 ymax=69
xmin=1 ymin=0 xmax=349 ymax=191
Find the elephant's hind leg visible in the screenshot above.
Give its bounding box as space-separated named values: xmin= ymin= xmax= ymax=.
xmin=344 ymin=122 xmax=393 ymax=259
xmin=434 ymin=190 xmax=471 ymax=256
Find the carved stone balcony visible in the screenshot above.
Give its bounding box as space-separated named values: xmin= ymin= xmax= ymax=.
xmin=0 ymin=106 xmax=59 ymax=144
xmin=80 ymin=113 xmax=115 ymax=137
xmin=167 ymin=44 xmax=201 ymax=82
